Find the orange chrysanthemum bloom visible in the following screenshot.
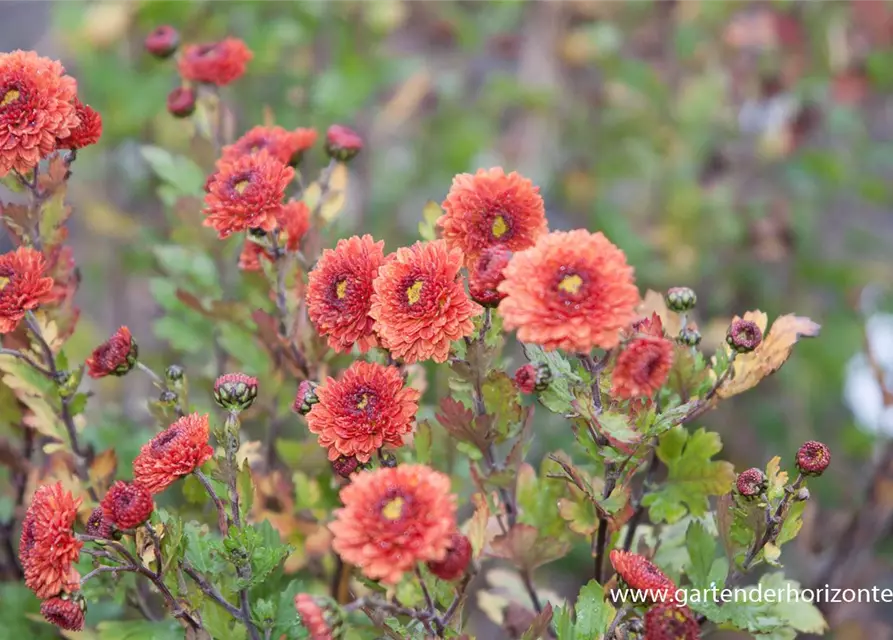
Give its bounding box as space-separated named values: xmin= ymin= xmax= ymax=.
xmin=0 ymin=247 xmax=55 ymax=333
xmin=85 ymin=326 xmax=138 ymax=378
xmin=100 ymin=481 xmax=154 ymax=530
xmin=133 ymin=413 xmax=214 ymax=495
xmin=222 ymin=125 xmax=317 ymax=167
xmin=438 ymin=167 xmax=547 ymax=265
xmin=609 ymin=549 xmax=676 ymax=602
xmin=306 ymin=235 xmax=386 ymax=353
xmin=611 ymin=336 xmax=674 ymax=399
xmin=20 ymin=483 xmax=83 ymax=599
xmin=203 ymin=150 xmax=294 ymax=239
xmin=329 ymin=464 xmax=457 ymax=584
xmin=41 ymin=595 xmax=86 ymax=632
xmin=307 ymin=361 xmax=420 ymax=462
xmin=294 ymin=594 xmax=334 ymax=640
xmin=177 ymin=38 xmax=252 ymax=86
xmin=468 ymin=245 xmax=511 ymax=307
xmin=498 ymin=230 xmax=639 ymax=352
xmin=56 ymin=99 xmax=102 ymax=150
xmin=0 ymin=50 xmax=79 ymax=176
xmin=278 ymin=199 xmax=310 ymax=252
xmin=370 ymin=240 xmax=481 ymax=363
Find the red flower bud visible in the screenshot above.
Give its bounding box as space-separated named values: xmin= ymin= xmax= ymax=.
xmin=332 ymin=456 xmax=360 ymax=478
xmin=796 ymin=440 xmax=830 ymax=476
xmin=167 ymin=87 xmax=196 ymax=119
xmin=214 ymin=372 xmax=258 ymax=412
xmin=736 ymin=468 xmax=767 ymax=497
xmin=727 ymin=319 xmax=763 ymax=353
xmin=41 ymin=594 xmax=85 ymax=631
xmin=325 ymin=124 xmax=363 ymax=162
xmin=100 ymin=481 xmax=154 ymax=530
xmin=468 ymin=246 xmax=511 ymax=307
xmin=644 ymin=602 xmax=700 ymax=640
xmin=426 ymin=532 xmax=472 ymax=581
xmin=145 ymin=25 xmax=180 ymax=59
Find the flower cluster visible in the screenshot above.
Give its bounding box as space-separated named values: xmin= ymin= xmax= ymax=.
xmin=20 ymin=483 xmax=82 ymax=601
xmin=0 ymin=50 xmax=101 ymax=177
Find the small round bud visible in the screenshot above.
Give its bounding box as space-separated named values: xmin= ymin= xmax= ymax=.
xmin=426 ymin=532 xmax=472 ymax=581
xmin=325 ymin=124 xmax=363 ymax=162
xmin=293 ymin=380 xmax=319 ymax=416
xmin=796 ymin=441 xmax=831 ymax=476
xmin=41 ymin=593 xmax=86 ymax=632
xmin=468 ymin=246 xmax=511 ymax=307
xmin=167 ymin=86 xmax=196 ymax=119
xmin=665 ymin=287 xmax=697 ymax=313
xmin=144 ymin=25 xmax=180 ymax=59
xmin=796 ymin=488 xmax=811 ymax=502
xmin=165 ymin=364 xmax=184 ymax=383
xmin=677 ymin=327 xmax=702 ymax=347
xmin=736 ymin=468 xmax=767 ymax=498
xmin=378 ymin=450 xmax=397 ymax=468
xmin=727 ymin=319 xmax=763 ymax=353
xmin=513 ymin=363 xmax=551 ymax=394
xmin=159 ymin=390 xmax=178 ymax=406
xmin=332 ymin=456 xmax=360 ymax=478
xmin=214 ymin=373 xmax=258 ymax=412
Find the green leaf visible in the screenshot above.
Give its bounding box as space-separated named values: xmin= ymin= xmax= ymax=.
xmin=238 ymin=462 xmax=254 ymax=519
xmin=244 ymin=521 xmax=291 ymax=588
xmin=523 ymin=344 xmax=581 ymax=413
xmin=418 ymin=200 xmax=442 ymax=241
xmin=96 ymin=619 xmax=182 ymax=639
xmin=482 ymin=371 xmax=522 ymax=441
xmin=181 ymin=474 xmax=207 ymax=505
xmin=184 ymin=522 xmax=227 ymax=575
xmin=573 ymin=580 xmax=615 ymax=638
xmin=685 ymin=520 xmax=716 ymax=588
xmin=642 ymin=427 xmax=735 ymax=524
xmin=153 ymin=244 xmax=220 ymax=293
xmin=140 ymin=145 xmax=206 ymax=197
xmin=217 ymin=323 xmax=272 ymax=376
xmin=415 ymin=419 xmax=432 ymax=464
xmin=553 ymin=604 xmax=575 ymax=640
xmin=596 ymin=411 xmax=641 ymax=444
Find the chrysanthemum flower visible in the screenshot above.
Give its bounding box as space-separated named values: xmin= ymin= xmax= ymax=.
xmin=644 ymin=602 xmax=701 ymax=640
xmin=41 ymin=595 xmax=85 ymax=632
xmin=736 ymin=468 xmax=767 ymax=498
xmin=0 ymin=50 xmax=79 ymax=176
xmin=295 ymin=594 xmax=333 ymax=640
xmin=222 ymin=125 xmax=318 ymax=167
xmin=177 ymin=38 xmax=253 ymax=86
xmin=324 ymin=124 xmax=363 ymax=162
xmin=306 ymin=235 xmax=386 ymax=353
xmin=426 ymin=532 xmax=472 ymax=581
xmin=609 ymin=549 xmax=676 ymax=602
xmin=0 ymin=246 xmax=55 ymax=333
xmin=213 ymin=372 xmax=258 ymax=412
xmin=85 ymin=507 xmax=112 ymax=538
xmin=278 ymin=199 xmax=310 ymax=252
xmin=438 ymin=167 xmax=547 ymax=265
xmin=370 ymin=240 xmax=481 ymax=363
xmin=307 ymin=361 xmax=420 ymax=462
xmin=611 ymin=336 xmax=674 ymax=399
xmin=56 ymin=99 xmax=102 ymax=150
xmin=86 ymin=326 xmax=138 ymax=378
xmin=100 ymin=481 xmax=154 ymax=530
xmin=468 ymin=246 xmax=511 ymax=307
xmin=329 ymin=464 xmax=457 ymax=584
xmin=203 ymin=150 xmax=294 ymax=238
xmin=498 ymin=230 xmax=639 ymax=352
xmin=133 ymin=413 xmax=214 ymax=494
xmin=20 ymin=483 xmax=83 ymax=599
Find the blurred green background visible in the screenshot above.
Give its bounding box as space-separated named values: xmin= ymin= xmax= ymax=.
xmin=5 ymin=0 xmax=893 ymax=637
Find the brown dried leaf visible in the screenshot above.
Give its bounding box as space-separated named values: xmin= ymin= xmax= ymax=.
xmin=488 ymin=524 xmax=571 ymax=572
xmin=436 ymin=397 xmax=494 ymax=449
xmin=466 ymin=494 xmax=492 ymax=559
xmin=89 ymin=449 xmax=117 ymax=494
xmin=636 ymin=289 xmax=681 ymax=336
xmin=716 ymin=312 xmax=820 ymax=399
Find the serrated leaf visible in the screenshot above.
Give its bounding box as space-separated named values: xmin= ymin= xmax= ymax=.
xmin=573 ymin=580 xmax=614 ymax=638
xmin=685 ymin=520 xmax=716 ymax=588
xmin=488 ymin=523 xmax=570 ymax=571
xmin=523 ymin=344 xmax=581 ymax=413
xmin=643 ymin=427 xmax=736 ymax=524
xmin=521 ymin=602 xmax=554 ymax=640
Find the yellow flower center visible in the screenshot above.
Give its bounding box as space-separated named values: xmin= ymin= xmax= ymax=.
xmin=406 ymin=280 xmax=424 ymax=305
xmin=381 ymin=497 xmax=405 ymax=521
xmin=335 ymin=279 xmax=348 ymax=299
xmin=233 ymin=179 xmax=250 ymax=194
xmin=356 ymin=393 xmax=370 ymax=410
xmin=491 ymin=215 xmax=508 ymax=238
xmin=1 ymin=89 xmax=20 ymax=107
xmin=558 ymin=274 xmax=583 ymax=295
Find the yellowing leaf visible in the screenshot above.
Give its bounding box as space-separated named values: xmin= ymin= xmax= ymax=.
xmin=319 ymin=163 xmax=349 ymax=223
xmin=465 ymin=495 xmax=492 ymax=559
xmin=89 ymin=449 xmax=118 ymax=494
xmin=717 ymin=312 xmax=820 ymax=399
xmin=764 ymin=455 xmax=788 ymax=501
xmin=637 ymin=289 xmax=682 ymax=336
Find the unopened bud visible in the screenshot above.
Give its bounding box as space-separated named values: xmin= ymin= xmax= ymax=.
xmin=293 ymin=380 xmax=319 ymax=415
xmin=426 ymin=532 xmax=472 ymax=581
xmin=736 ymin=468 xmax=767 ymax=498
xmin=324 ymin=124 xmax=363 ymax=162
xmin=513 ymin=363 xmax=551 ymax=394
xmin=727 ymin=319 xmax=763 ymax=353
xmin=677 ymin=327 xmax=702 ymax=347
xmin=144 ymin=25 xmax=180 ymax=59
xmin=213 ymin=373 xmax=258 ymax=412
xmin=796 ymin=488 xmax=811 ymax=502
xmin=159 ymin=390 xmax=178 ymax=406
xmin=165 ymin=364 xmax=184 ymax=384
xmin=332 ymin=456 xmax=360 ymax=478
xmin=665 ymin=287 xmax=697 ymax=313
xmin=796 ymin=441 xmax=831 ymax=476
xmin=167 ymin=87 xmax=196 ymax=119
